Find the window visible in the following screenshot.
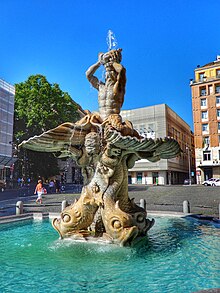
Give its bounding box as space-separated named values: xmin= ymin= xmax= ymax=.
xmin=216 ymin=69 xmax=220 ymax=77
xmin=217 ymin=109 xmax=220 ymax=118
xmin=203 ymin=136 xmax=210 ymax=145
xmin=137 ymin=124 xmax=155 ymax=139
xmin=208 ymin=85 xmax=213 ymax=95
xmin=201 ymin=111 xmax=208 ymax=119
xmin=200 ymin=87 xmax=206 ymax=96
xmin=199 ymin=72 xmax=205 ymax=81
xmin=200 ymin=98 xmax=207 ymax=107
xmin=219 ymin=135 xmax=220 ymax=144
xmin=202 ymin=124 xmax=208 ymax=132
xmin=139 ymin=124 xmax=145 ymax=132
xmin=218 ymin=122 xmax=220 ymax=130
xmin=216 ymin=96 xmax=220 ymax=104
xmin=203 ymin=151 xmax=211 ymax=161
xmin=215 ymin=85 xmax=220 ymax=94
xmin=147 ymin=123 xmax=155 ymax=132
xmin=146 ymin=123 xmax=155 ymax=139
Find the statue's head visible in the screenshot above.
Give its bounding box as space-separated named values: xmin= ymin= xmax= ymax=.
xmin=84 ymin=132 xmax=100 ymax=155
xmin=101 ymin=198 xmax=139 ymax=246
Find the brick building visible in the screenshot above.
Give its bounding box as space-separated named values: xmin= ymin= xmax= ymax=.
xmin=191 ymin=55 xmax=220 ymax=182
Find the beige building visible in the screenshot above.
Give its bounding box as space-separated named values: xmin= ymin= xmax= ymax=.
xmin=121 ymin=104 xmax=195 ymax=185
xmin=191 ymin=55 xmax=220 ymax=182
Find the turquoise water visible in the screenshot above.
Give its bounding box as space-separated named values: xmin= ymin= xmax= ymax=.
xmin=0 ymin=217 xmax=219 ymax=293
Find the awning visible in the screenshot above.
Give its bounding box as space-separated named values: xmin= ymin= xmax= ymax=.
xmin=0 ymin=155 xmax=18 ymax=168
xmin=198 ymin=164 xmax=220 ymax=169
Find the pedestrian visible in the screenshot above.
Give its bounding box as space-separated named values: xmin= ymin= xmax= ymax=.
xmin=21 ymin=177 xmax=25 ymax=187
xmin=34 ymin=179 xmax=43 ymax=204
xmin=55 ymin=179 xmax=60 ymax=193
xmin=49 ymin=179 xmax=55 ymax=193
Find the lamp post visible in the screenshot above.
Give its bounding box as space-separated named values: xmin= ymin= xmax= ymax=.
xmin=186 ymin=146 xmax=191 ymax=185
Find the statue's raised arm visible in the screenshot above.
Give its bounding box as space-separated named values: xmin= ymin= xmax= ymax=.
xmin=86 ymin=48 xmax=126 ymax=120
xmin=85 ymin=54 xmax=102 ymax=90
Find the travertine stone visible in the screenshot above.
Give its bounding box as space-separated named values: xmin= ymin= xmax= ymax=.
xmin=20 ymin=49 xmax=181 ymax=246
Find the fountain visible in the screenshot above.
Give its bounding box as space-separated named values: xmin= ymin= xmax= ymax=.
xmin=19 ymin=47 xmax=181 ymax=246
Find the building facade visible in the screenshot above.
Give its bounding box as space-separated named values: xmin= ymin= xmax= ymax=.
xmin=191 ymin=56 xmax=220 ymax=183
xmin=0 ymin=79 xmax=16 ymax=182
xmin=121 ymin=104 xmax=195 ymax=185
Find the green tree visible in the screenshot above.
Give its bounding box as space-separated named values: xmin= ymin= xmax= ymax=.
xmin=14 ymin=74 xmax=80 ymax=180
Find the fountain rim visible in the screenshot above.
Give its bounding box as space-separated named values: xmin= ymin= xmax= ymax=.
xmin=0 ymin=211 xmax=196 ymax=226
xmin=0 ymin=211 xmax=219 ymax=236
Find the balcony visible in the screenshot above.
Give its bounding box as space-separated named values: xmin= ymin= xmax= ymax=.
xmin=198 ymin=160 xmax=220 ymax=167
xmin=190 ymin=75 xmax=220 ymax=85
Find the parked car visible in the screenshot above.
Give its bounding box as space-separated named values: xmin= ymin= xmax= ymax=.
xmin=202 ymin=178 xmax=219 ymax=186
xmin=183 ymin=178 xmax=195 ymax=185
xmin=210 ymin=178 xmax=220 ymax=186
xmin=0 ymin=180 xmax=6 ymax=192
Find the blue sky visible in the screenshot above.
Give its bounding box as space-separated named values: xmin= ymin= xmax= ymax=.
xmin=1 ymin=0 xmax=220 ymax=129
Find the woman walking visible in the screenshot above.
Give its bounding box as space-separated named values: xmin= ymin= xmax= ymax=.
xmin=34 ymin=179 xmax=43 ymax=204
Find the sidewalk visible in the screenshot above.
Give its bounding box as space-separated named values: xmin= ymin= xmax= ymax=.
xmin=0 ymin=185 xmax=219 ymax=218
xmin=129 ymin=185 xmax=219 ymax=217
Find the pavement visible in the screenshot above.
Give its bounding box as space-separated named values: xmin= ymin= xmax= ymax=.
xmin=0 ymin=184 xmax=219 ymax=218
xmin=129 ymin=184 xmax=220 ymax=217
xmin=0 ymin=185 xmax=220 ymax=218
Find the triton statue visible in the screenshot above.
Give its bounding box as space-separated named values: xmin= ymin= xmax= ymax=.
xmin=20 ymin=48 xmax=181 ymax=246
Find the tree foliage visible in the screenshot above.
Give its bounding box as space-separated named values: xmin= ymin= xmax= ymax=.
xmin=14 ymin=74 xmax=80 ymax=180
